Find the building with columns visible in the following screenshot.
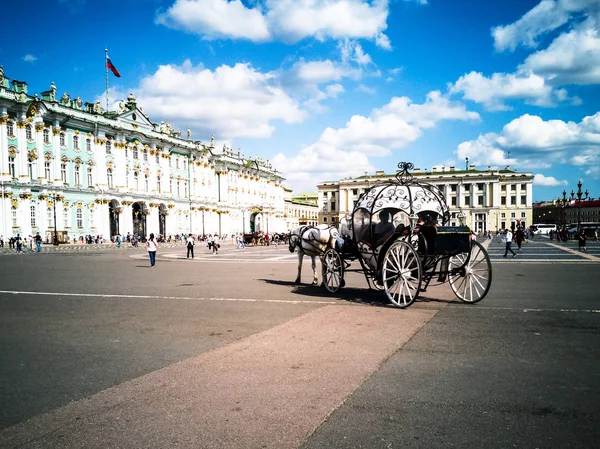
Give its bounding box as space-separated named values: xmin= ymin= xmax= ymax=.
xmin=283 ymin=189 xmax=319 ymax=231
xmin=318 ymin=165 xmax=534 ymax=233
xmin=0 ymin=66 xmax=286 ymax=242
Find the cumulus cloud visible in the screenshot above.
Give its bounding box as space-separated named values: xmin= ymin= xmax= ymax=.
xmin=157 ymin=0 xmax=392 ymax=48
xmin=273 ymin=91 xmax=479 ymax=191
xmin=23 ymin=54 xmax=37 ymax=63
xmin=130 ymin=60 xmax=305 ymax=139
xmin=534 ymin=173 xmax=568 ymax=186
xmin=455 ymin=111 xmax=600 ymax=175
xmin=448 ymin=70 xmax=577 ymax=110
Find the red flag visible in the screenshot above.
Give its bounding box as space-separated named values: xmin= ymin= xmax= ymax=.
xmin=106 ymin=56 xmax=121 ymax=78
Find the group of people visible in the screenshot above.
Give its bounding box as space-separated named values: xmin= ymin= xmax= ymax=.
xmin=1 ymin=233 xmax=43 ymax=252
xmin=502 ymin=227 xmax=528 ymax=258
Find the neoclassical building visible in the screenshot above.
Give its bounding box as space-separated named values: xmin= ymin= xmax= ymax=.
xmin=318 ymin=165 xmax=534 ymax=233
xmin=283 ymin=189 xmax=319 ymax=231
xmin=0 ymin=66 xmax=286 ymax=241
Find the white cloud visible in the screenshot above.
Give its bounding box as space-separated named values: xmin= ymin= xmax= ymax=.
xmin=274 ymin=91 xmax=479 ymax=191
xmin=520 ymin=17 xmax=600 ymax=85
xmin=157 ymin=0 xmax=392 ymax=48
xmin=534 ymin=173 xmax=568 ymax=186
xmin=23 ymin=54 xmax=37 ymax=63
xmin=448 ymin=71 xmax=574 ymax=110
xmin=131 ymin=60 xmax=305 ymax=139
xmin=358 ymin=84 xmax=375 ymax=94
xmin=455 ymin=111 xmax=600 ymax=174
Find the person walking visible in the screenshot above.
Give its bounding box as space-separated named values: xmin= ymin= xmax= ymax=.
xmin=503 ymin=229 xmax=517 ymax=258
xmin=212 ymin=234 xmax=220 ymax=254
xmin=515 ymin=227 xmax=524 ymax=250
xmin=147 ymin=233 xmax=157 ymax=267
xmin=15 ymin=234 xmax=22 ymax=253
xmin=578 ymin=230 xmax=587 ymax=252
xmin=186 ymin=234 xmax=195 ymax=259
xmin=35 ymin=233 xmax=42 ymax=252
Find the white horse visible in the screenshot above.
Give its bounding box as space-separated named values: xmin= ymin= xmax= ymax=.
xmin=288 ymin=224 xmax=340 ymax=285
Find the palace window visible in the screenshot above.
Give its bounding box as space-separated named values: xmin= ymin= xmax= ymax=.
xmin=521 ymin=195 xmax=526 ymax=205
xmin=478 ymin=195 xmax=484 ymax=205
xmin=464 ymin=196 xmax=471 ymax=206
xmin=106 ymin=141 xmax=112 ymax=154
xmin=521 ymin=183 xmax=527 ymax=191
xmin=133 ymin=147 xmax=138 ymax=159
xmin=28 ymin=158 xmax=34 ymax=179
xmin=155 ymin=153 xmax=160 ymax=164
xmin=125 ymin=148 xmax=128 ymax=158
xmin=87 ymin=166 xmax=93 ymax=186
xmin=89 ymin=209 xmax=94 ymax=228
xmin=511 ymin=196 xmax=517 ymax=205
xmin=107 ymin=168 xmax=113 ymax=189
xmin=183 ymin=160 xmax=187 ymax=170
xmin=145 ymin=174 xmax=149 ymax=192
xmin=176 ymin=158 xmax=179 ymax=169
xmin=11 ymin=206 xmax=17 ymax=227
xmin=157 ymin=176 xmax=161 ymax=193
xmin=177 ymin=180 xmax=180 ymax=197
xmin=169 ymin=157 xmax=172 ymax=167
xmin=60 ymin=133 xmax=66 ymax=147
xmin=76 ymin=208 xmax=83 ymax=228
xmin=43 ymin=129 xmax=50 ymax=143
xmin=521 ymin=212 xmax=526 ymax=218
xmin=501 ymin=196 xmax=506 ymax=205
xmin=26 ymin=124 xmax=32 ymax=140
xmin=73 ymin=135 xmax=79 ymax=149
xmin=170 ymin=179 xmax=173 ymax=193
xmin=143 ymin=151 xmax=148 ymax=162
xmin=7 ymin=121 xmax=14 ymax=136
xmin=501 ymin=213 xmax=505 ymax=218
xmin=8 ymin=156 xmax=16 ymax=178
xmin=86 ymin=139 xmax=91 ymax=152
xmin=134 ymin=171 xmax=139 ymax=190
xmin=74 ymin=165 xmax=81 ymax=186
xmin=63 ymin=208 xmax=69 ymax=228
xmin=511 ymin=212 xmax=516 ymax=218
xmin=184 ymin=181 xmax=188 ymax=198
xmin=45 ymin=161 xmax=51 ymax=180
xmin=47 ymin=208 xmax=53 ymax=227
xmin=61 ymin=163 xmax=67 ymax=183
xmin=451 ymin=184 xmax=457 ymax=192
xmin=30 ymin=205 xmax=36 ymax=227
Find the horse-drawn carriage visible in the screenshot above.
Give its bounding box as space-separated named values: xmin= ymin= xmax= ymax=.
xmin=290 ymin=162 xmax=492 ymax=308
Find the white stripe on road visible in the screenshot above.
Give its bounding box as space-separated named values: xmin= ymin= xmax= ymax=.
xmin=0 ymin=290 xmax=337 ymax=305
xmin=451 ymin=305 xmax=600 ymax=313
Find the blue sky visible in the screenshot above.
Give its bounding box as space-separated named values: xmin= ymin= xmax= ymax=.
xmin=2 ymin=0 xmax=600 ymax=201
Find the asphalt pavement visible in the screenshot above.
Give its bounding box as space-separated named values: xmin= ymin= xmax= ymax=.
xmin=0 ymin=241 xmax=598 ymax=448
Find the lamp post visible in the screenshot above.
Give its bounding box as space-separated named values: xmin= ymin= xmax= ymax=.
xmin=48 ymin=191 xmax=60 ymax=245
xmin=96 ymin=185 xmax=106 ymax=242
xmin=570 ymin=180 xmax=584 ymax=232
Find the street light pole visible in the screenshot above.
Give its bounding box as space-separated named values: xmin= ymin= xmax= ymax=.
xmin=49 ymin=191 xmax=59 ymax=245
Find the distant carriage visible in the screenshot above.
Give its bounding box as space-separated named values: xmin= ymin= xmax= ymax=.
xmin=317 ymin=162 xmax=492 ymax=308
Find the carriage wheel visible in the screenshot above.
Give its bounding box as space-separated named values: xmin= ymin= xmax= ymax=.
xmin=382 ymin=240 xmax=422 ymax=308
xmin=322 ymin=249 xmax=344 ymax=293
xmin=448 ymin=241 xmax=492 ymax=304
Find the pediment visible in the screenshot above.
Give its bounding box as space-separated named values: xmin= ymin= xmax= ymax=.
xmin=117 ymin=108 xmax=153 ymax=129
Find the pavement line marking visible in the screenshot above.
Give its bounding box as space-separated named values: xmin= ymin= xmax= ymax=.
xmin=0 ymin=290 xmax=337 ymax=305
xmin=451 ymin=305 xmax=600 ymax=313
xmin=544 ymin=242 xmax=600 ymax=261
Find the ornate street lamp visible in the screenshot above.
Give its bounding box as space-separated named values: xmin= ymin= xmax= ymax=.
xmin=48 ymin=191 xmax=60 ymax=245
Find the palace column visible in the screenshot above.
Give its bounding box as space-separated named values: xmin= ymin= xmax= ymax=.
xmin=34 ymin=122 xmax=45 ymax=184
xmin=16 ymin=120 xmax=28 ymax=183
xmin=52 ymin=123 xmax=62 ymax=186
xmin=94 ymin=134 xmax=107 ymax=188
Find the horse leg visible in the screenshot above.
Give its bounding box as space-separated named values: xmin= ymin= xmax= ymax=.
xmin=295 ymin=252 xmax=303 ymax=284
xmin=311 ymin=255 xmax=318 ymax=285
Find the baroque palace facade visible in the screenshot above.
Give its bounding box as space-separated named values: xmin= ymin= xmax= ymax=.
xmin=318 ymin=165 xmax=534 ymax=233
xmin=0 ymin=66 xmax=286 ymax=242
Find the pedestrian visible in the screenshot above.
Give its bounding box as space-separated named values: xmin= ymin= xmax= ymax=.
xmin=503 ymin=229 xmax=517 ymax=258
xmin=515 ymin=227 xmax=524 ymax=250
xmin=116 ymin=234 xmax=121 ymax=248
xmin=212 ymin=234 xmax=220 ymax=254
xmin=147 ymin=233 xmax=157 ymax=267
xmin=578 ymin=230 xmax=587 ymax=252
xmin=595 ymin=229 xmax=598 ymax=242
xmin=35 ymin=232 xmax=42 ymax=252
xmin=186 ymin=233 xmax=195 ymax=259
xmin=15 ymin=234 xmax=22 ymax=253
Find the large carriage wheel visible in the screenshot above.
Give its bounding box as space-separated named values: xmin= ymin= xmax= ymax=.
xmin=448 ymin=241 xmax=492 ymax=303
xmin=322 ymin=248 xmax=344 ymax=293
xmin=382 ymin=240 xmax=422 ymax=308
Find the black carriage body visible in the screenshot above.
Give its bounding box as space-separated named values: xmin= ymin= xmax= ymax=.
xmin=432 ymin=226 xmax=471 ymax=256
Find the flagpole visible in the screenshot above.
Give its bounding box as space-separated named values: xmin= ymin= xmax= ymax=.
xmin=105 ymin=48 xmax=109 ymax=111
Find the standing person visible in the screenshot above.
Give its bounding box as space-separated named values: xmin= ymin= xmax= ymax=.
xmin=594 ymin=229 xmax=598 ymax=242
xmin=15 ymin=234 xmax=22 ymax=253
xmin=503 ymin=229 xmax=517 ymax=258
xmin=35 ymin=233 xmax=42 ymax=252
xmin=186 ymin=234 xmax=195 ymax=259
xmin=212 ymin=234 xmax=220 ymax=254
xmin=515 ymin=227 xmax=524 ymax=250
xmin=147 ymin=233 xmax=157 ymax=267
xmin=578 ymin=230 xmax=587 ymax=252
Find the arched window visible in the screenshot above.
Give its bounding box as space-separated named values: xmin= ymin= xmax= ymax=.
xmin=30 ymin=205 xmax=36 ymax=227
xmin=73 ymin=135 xmax=79 ymax=149
xmin=76 ymin=208 xmax=83 ymax=228
xmin=87 ymin=166 xmax=93 ymax=186
xmin=74 ymin=165 xmax=81 ymax=186
xmin=25 ymin=124 xmax=32 ymax=140
xmin=134 ymin=171 xmax=139 ymax=190
xmin=133 ymin=147 xmax=138 ymax=159
xmin=43 ymin=128 xmax=50 ymax=143
xmin=157 ymin=175 xmax=161 ymax=193
xmin=63 ymin=208 xmax=69 ymax=228
xmin=145 ymin=174 xmax=149 ymax=192
xmin=86 ymin=139 xmax=91 ymax=152
xmin=61 ymin=163 xmax=67 ymax=183
xmin=45 ymin=161 xmax=51 ymax=180
xmin=107 ymin=168 xmax=113 ymax=188
xmin=60 ymin=133 xmax=66 ymax=147
xmin=106 ymin=141 xmax=112 ymax=154
xmin=8 ymin=156 xmax=16 ymax=178
xmin=11 ymin=206 xmax=18 ymax=227
xmin=7 ymin=121 xmax=14 ymax=136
